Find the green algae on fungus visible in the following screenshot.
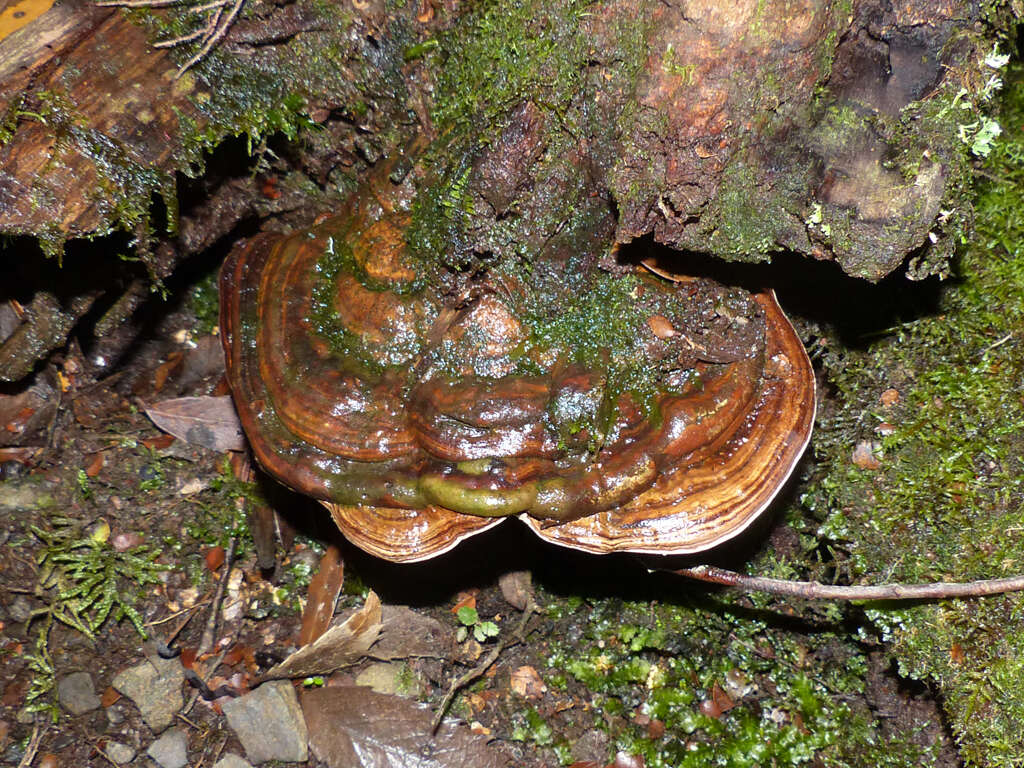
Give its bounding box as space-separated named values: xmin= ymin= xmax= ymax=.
xmin=807 ymin=62 xmax=1024 ymax=767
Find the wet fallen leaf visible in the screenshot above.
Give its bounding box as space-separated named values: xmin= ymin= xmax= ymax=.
xmin=366 ymin=605 xmax=449 ymax=660
xmin=84 ymin=452 xmax=105 ymax=478
xmin=153 ymin=352 xmax=184 ymax=394
xmin=0 ymin=446 xmax=43 ymax=465
xmin=100 ymin=686 xmax=121 ymax=707
xmin=710 ymin=681 xmax=735 ymax=714
xmin=205 ymin=546 xmax=226 ymax=573
xmin=301 ymin=686 xmax=510 ymax=768
xmin=497 ymin=570 xmax=532 ymax=611
xmin=145 ymin=395 xmax=245 ymax=452
xmin=141 ymin=434 xmax=176 ymax=451
xmin=509 ymin=666 xmax=546 ymax=699
xmin=263 ymin=591 xmax=382 ymax=680
xmin=299 ymin=543 xmax=344 ymax=647
xmin=451 ymin=591 xmax=477 ymax=614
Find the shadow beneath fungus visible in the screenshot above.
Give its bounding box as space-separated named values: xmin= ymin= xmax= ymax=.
xmin=617 ymin=236 xmax=946 ymax=349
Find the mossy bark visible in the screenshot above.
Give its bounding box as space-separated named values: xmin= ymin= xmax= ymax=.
xmin=0 ymin=0 xmax=1011 ymax=380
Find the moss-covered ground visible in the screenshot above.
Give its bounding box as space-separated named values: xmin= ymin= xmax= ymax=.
xmin=803 ymin=62 xmax=1024 ymax=765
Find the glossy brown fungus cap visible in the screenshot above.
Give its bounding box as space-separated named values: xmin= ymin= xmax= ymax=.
xmin=220 ymin=185 xmax=815 ymax=562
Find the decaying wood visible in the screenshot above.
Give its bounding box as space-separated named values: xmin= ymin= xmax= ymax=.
xmin=0 ymin=0 xmax=1009 ymax=382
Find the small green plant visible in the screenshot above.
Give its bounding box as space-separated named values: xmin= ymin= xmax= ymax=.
xmin=75 ymin=468 xmax=92 ymax=500
xmin=32 ymin=517 xmax=168 ymax=639
xmin=22 ymin=617 xmax=59 ymax=724
xmin=455 ymin=606 xmax=500 ymax=643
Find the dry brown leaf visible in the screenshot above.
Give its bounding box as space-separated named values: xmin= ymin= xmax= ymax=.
xmin=262 ymin=591 xmax=382 ymax=680
xmin=301 ymin=686 xmax=511 ymax=768
xmin=145 ymin=395 xmax=246 ymax=452
xmin=368 ymin=605 xmax=450 ymax=660
xmin=299 ymin=543 xmax=345 ymax=647
xmin=509 ymin=665 xmax=547 ymax=699
xmin=497 ymin=570 xmax=532 ymax=611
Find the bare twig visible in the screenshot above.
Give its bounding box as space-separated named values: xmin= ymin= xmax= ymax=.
xmin=16 ymin=722 xmax=45 ymax=768
xmin=431 ymin=597 xmax=537 ymax=734
xmin=197 ymin=537 xmax=237 ymax=655
xmin=672 ymin=564 xmax=1024 ymax=601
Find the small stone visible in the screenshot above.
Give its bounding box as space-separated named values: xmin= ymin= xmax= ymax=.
xmin=112 ymin=653 xmax=184 ymax=733
xmin=354 ymin=662 xmax=421 ymax=697
xmin=8 ymin=595 xmax=34 ymax=623
xmin=852 ymin=440 xmax=883 ymax=470
xmin=222 ymin=681 xmax=308 ymax=764
xmin=213 ymin=755 xmax=254 ymax=768
xmin=147 ymin=727 xmax=188 ymax=768
xmin=104 ymin=740 xmax=136 ymax=765
xmin=57 ymin=671 xmax=101 ymax=715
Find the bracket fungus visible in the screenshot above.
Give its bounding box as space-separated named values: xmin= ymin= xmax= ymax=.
xmin=220 ymin=177 xmax=815 ymax=563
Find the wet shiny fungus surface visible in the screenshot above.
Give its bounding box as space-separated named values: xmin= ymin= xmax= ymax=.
xmin=220 ymin=176 xmax=815 ymax=562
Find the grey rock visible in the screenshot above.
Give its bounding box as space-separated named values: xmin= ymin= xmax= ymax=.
xmin=104 ymin=740 xmax=137 ymax=764
xmin=106 ymin=704 xmax=126 ymax=726
xmin=354 ymin=662 xmax=422 ymax=697
xmin=8 ymin=595 xmax=34 ymax=623
xmin=57 ymin=671 xmax=101 ymax=715
xmin=112 ymin=654 xmax=184 ymax=733
xmin=222 ymin=681 xmax=308 ymax=764
xmin=213 ymin=755 xmax=254 ymax=768
xmin=147 ymin=727 xmax=188 ymax=768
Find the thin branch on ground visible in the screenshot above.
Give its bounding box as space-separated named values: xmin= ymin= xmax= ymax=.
xmin=431 ymin=597 xmax=537 ymax=734
xmin=197 ymin=537 xmax=236 ymax=656
xmin=672 ymin=564 xmax=1024 ymax=601
xmin=16 ymin=722 xmax=45 ymax=768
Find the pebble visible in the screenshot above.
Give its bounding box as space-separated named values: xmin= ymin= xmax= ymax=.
xmin=8 ymin=595 xmax=34 ymax=623
xmin=147 ymin=727 xmax=188 ymax=768
xmin=213 ymin=755 xmax=255 ymax=768
xmin=105 ymin=740 xmax=136 ymax=764
xmin=222 ymin=681 xmax=308 ymax=764
xmin=57 ymin=671 xmax=101 ymax=715
xmin=112 ymin=653 xmax=184 ymax=733
xmin=354 ymin=662 xmax=420 ymax=697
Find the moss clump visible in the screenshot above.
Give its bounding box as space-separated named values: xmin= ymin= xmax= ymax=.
xmin=427 ymin=0 xmax=593 ymax=137
xmin=807 ymin=62 xmax=1024 ymax=766
xmin=528 ymin=594 xmax=944 ymax=767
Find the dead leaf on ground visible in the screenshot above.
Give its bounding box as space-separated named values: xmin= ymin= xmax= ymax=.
xmin=302 ymin=686 xmax=511 ymax=768
xmin=0 ymin=446 xmax=43 ymax=465
xmin=299 ymin=543 xmax=345 ymax=647
xmin=368 ymin=605 xmax=450 ymax=660
xmin=498 ymin=570 xmax=533 ymax=611
xmin=145 ymin=395 xmax=245 ymax=452
xmin=852 ymin=440 xmax=883 ymax=470
xmin=451 ymin=590 xmax=477 ymax=614
xmin=509 ymin=665 xmax=547 ymax=699
xmin=84 ymin=451 xmax=105 ymax=477
xmin=262 ymin=591 xmax=382 ymax=680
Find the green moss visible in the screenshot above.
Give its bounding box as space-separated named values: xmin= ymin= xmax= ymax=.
xmin=427 ymin=0 xmax=592 ymax=137
xmin=807 ymin=62 xmax=1024 ymax=766
xmin=705 ymin=158 xmax=784 ymax=259
xmin=529 ymin=594 xmax=944 ymax=767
